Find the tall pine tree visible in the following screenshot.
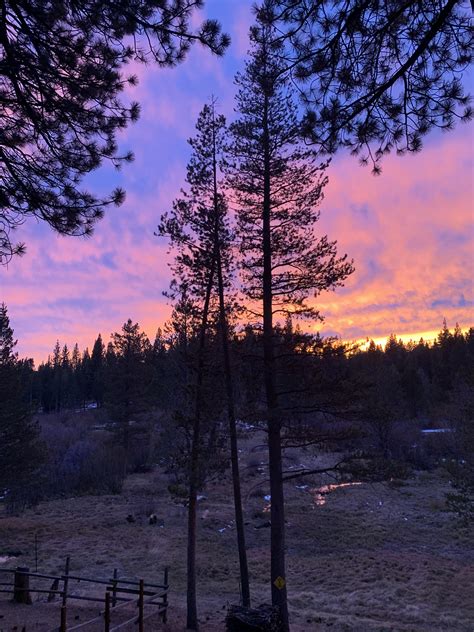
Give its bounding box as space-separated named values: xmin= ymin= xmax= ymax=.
xmin=104 ymin=319 xmax=152 ymax=470
xmin=0 ymin=304 xmax=42 ymax=500
xmin=226 ymin=11 xmax=354 ymax=629
xmin=158 ymin=99 xmax=251 ymax=625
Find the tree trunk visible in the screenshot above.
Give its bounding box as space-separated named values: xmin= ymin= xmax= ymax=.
xmin=211 ymin=101 xmax=251 ymax=608
xmin=186 ymin=262 xmax=215 ymax=630
xmin=216 ymin=256 xmax=251 ymax=607
xmin=262 ymin=87 xmax=289 ymax=630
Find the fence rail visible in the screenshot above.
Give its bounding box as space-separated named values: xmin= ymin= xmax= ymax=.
xmin=0 ymin=558 xmax=169 ymax=631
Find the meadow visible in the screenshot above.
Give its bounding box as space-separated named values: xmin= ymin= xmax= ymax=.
xmin=1 ymin=425 xmax=472 ymax=632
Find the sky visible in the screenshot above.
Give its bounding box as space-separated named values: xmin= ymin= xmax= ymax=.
xmin=1 ymin=0 xmax=473 ymax=365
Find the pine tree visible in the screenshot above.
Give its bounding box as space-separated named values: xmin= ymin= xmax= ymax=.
xmin=0 ymin=302 xmax=17 ymax=363
xmin=1 ymin=1 xmax=229 ymax=264
xmin=151 ymin=328 xmax=168 ymax=406
xmin=159 ymin=100 xmax=250 ymax=625
xmin=226 ymin=12 xmax=354 ymax=629
xmin=79 ymin=348 xmax=93 ymax=407
xmin=52 ymin=340 xmax=62 ymax=412
xmin=104 ymin=319 xmax=152 ymax=470
xmin=70 ymin=343 xmax=82 ymax=408
xmin=91 ymin=334 xmax=105 ymax=407
xmin=0 ymin=304 xmax=42 ymax=500
xmin=268 ymin=0 xmax=472 ymax=172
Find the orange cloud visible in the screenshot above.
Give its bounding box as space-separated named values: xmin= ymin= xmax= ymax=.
xmin=1 ymin=1 xmax=472 ymax=365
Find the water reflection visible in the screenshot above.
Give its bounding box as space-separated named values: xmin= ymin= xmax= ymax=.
xmin=311 ymin=482 xmax=362 ymax=507
xmin=261 ymin=481 xmax=363 ymax=513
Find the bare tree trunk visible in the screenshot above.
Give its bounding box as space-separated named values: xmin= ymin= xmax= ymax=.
xmin=216 ymin=255 xmax=251 ymax=606
xmin=211 ymin=101 xmax=251 ymax=608
xmin=186 ymin=262 xmax=215 ymax=631
xmin=262 ymin=88 xmax=289 ymax=630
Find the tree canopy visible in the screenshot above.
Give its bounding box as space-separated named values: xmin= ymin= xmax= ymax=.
xmin=0 ymin=303 xmax=43 ymax=497
xmin=0 ymin=0 xmax=229 ymax=264
xmin=267 ymin=0 xmax=473 ymax=172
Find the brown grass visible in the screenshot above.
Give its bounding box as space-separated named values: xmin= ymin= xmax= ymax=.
xmin=0 ymin=433 xmax=473 ymax=631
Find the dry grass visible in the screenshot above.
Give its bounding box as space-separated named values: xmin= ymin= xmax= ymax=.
xmin=0 ymin=432 xmax=473 ymax=631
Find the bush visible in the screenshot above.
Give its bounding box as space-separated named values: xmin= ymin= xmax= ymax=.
xmin=348 ymin=455 xmax=411 ymax=482
xmin=37 ymin=411 xmax=126 ymax=498
xmin=47 ymin=440 xmax=125 ymax=496
xmin=445 ymin=461 xmax=474 ymax=525
xmin=167 ymin=483 xmax=188 ymax=498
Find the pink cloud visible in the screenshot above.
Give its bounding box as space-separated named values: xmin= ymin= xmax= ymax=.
xmin=1 ymin=4 xmax=472 ymax=364
xmin=313 ymin=130 xmax=473 ymax=341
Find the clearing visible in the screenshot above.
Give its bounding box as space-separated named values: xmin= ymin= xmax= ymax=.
xmin=0 ymin=431 xmax=473 ymax=631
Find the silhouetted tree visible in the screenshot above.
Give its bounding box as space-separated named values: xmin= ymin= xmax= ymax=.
xmin=104 ymin=319 xmax=152 ymax=470
xmin=0 ymin=0 xmax=230 ymax=264
xmin=267 ymin=0 xmax=472 ymax=172
xmin=91 ymin=334 xmax=105 ymax=407
xmin=80 ymin=348 xmax=93 ymax=407
xmin=52 ymin=341 xmax=62 ymax=412
xmin=226 ymin=14 xmax=354 ymax=629
xmin=0 ymin=304 xmax=42 ymax=500
xmin=159 ymin=99 xmax=250 ymax=623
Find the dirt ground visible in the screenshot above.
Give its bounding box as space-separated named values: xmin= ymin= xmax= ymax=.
xmin=1 ymin=432 xmax=473 ymax=632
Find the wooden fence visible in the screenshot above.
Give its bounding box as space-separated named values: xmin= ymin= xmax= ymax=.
xmin=0 ymin=557 xmax=169 ymax=631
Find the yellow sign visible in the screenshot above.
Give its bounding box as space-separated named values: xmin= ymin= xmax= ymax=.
xmin=273 ymin=576 xmax=286 ymax=590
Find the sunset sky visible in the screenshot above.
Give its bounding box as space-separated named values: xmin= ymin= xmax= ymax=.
xmin=1 ymin=0 xmax=473 ymax=365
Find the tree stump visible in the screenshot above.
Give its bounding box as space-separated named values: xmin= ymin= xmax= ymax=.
xmin=226 ymin=604 xmax=283 ymax=632
xmin=13 ymin=567 xmax=32 ymax=604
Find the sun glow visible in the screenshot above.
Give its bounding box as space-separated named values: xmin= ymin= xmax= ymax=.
xmin=356 ymin=327 xmax=471 ymax=351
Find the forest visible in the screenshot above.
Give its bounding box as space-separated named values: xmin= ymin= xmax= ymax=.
xmin=3 ymin=311 xmax=474 ymax=502
xmin=1 ymin=1 xmax=473 ymax=631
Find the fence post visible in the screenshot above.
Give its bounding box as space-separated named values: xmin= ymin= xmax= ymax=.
xmin=13 ymin=567 xmax=32 ymax=604
xmin=35 ymin=533 xmax=39 ymax=572
xmin=62 ymin=556 xmax=70 ymax=608
xmin=162 ymin=567 xmax=169 ymax=624
xmin=60 ymin=604 xmax=67 ymax=632
xmin=48 ymin=578 xmax=59 ymax=602
xmin=138 ymin=579 xmax=144 ymax=632
xmin=104 ymin=591 xmax=111 ymax=632
xmin=111 ymin=568 xmax=118 ymax=607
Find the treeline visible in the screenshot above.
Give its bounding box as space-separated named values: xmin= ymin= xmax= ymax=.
xmin=19 ymin=318 xmax=474 ymax=426
xmin=31 ymin=324 xmax=165 ymax=414
xmin=4 ymin=310 xmax=473 ymax=512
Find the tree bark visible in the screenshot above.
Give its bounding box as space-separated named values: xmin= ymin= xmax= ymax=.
xmin=211 ymin=102 xmax=251 ymax=608
xmin=186 ymin=261 xmax=215 ymax=630
xmin=262 ymin=83 xmax=289 ymax=630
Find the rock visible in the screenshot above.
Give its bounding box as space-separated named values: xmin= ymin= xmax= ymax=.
xmin=226 ymin=604 xmax=283 ymax=631
xmin=254 ymin=521 xmax=271 ymax=530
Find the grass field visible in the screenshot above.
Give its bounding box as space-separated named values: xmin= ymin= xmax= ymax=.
xmin=1 ymin=431 xmax=473 ymax=631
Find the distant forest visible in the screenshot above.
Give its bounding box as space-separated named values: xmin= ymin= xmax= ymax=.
xmin=18 ymin=317 xmax=474 ymax=429
xmin=2 ymin=306 xmax=473 ymax=514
